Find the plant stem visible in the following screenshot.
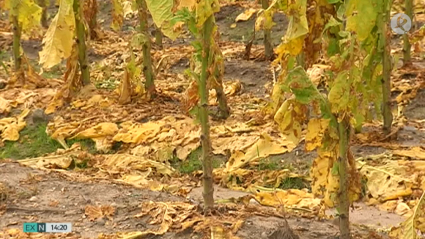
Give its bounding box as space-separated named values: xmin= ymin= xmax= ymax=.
xmin=12 ymin=16 xmax=22 ymax=71
xmin=337 ymin=117 xmax=350 ymax=239
xmin=403 ymin=0 xmax=413 ymax=64
xmin=380 ymin=0 xmax=393 ymax=135
xmin=38 ymin=0 xmax=48 ymax=28
xmin=296 ymin=52 xmax=305 ymax=69
xmin=137 ymin=0 xmax=155 ymax=96
xmin=155 ymin=27 xmax=163 ymax=49
xmin=199 ymin=15 xmax=215 ymax=210
xmin=261 ymin=0 xmax=273 ymax=60
xmin=73 ymin=0 xmax=90 ymax=85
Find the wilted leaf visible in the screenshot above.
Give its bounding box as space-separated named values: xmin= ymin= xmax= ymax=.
xmin=305 ymin=118 xmax=330 ymax=151
xmin=39 ymin=0 xmax=75 ymax=69
xmin=393 ymin=147 xmax=425 ymax=160
xmin=0 ymin=109 xmax=30 ymax=142
xmin=358 ymin=158 xmax=413 ymax=202
xmin=235 ymin=8 xmax=256 ymax=22
xmin=310 ymin=149 xmax=339 ymax=207
xmin=328 ymin=70 xmax=350 ymax=115
xmin=145 ymin=0 xmax=179 ymax=40
xmin=113 ymin=121 xmax=162 ymax=144
xmin=274 ymin=98 xmax=307 ymax=145
xmin=346 ymin=0 xmax=378 ymax=41
xmin=225 ymin=133 xmax=292 ymax=172
xmin=4 ymin=0 xmax=42 ymax=34
xmin=19 ymin=155 xmax=74 ymax=169
xmin=85 ymin=205 xmax=115 ymax=221
xmin=251 ymin=187 xmax=324 ymax=217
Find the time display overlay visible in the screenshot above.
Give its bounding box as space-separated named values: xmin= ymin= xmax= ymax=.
xmin=23 ymin=223 xmax=72 ymax=233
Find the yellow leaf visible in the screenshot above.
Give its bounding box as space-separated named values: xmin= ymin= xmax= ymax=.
xmin=235 ymin=8 xmax=256 ymax=22
xmin=251 ymin=187 xmax=324 ymax=216
xmin=0 ymin=97 xmax=11 ymax=114
xmin=392 ymin=191 xmax=425 ymax=238
xmin=0 ymin=109 xmax=29 ymax=142
xmin=5 ymin=0 xmax=42 ymax=34
xmin=113 ymin=121 xmax=162 ymax=144
xmin=177 ymin=0 xmax=196 ymax=10
xmin=225 ymin=133 xmax=290 ymax=172
xmin=39 ymin=0 xmax=75 ymax=69
xmin=274 ymin=99 xmax=307 ymax=145
xmin=393 ymin=147 xmax=425 ymax=160
xmin=310 ymin=149 xmax=339 ymax=207
xmin=71 ymin=123 xmax=118 ymax=139
xmin=195 ymin=0 xmax=220 ymax=27
xmin=305 ymin=118 xmax=329 ymax=151
xmin=19 ymin=155 xmax=74 ymax=169
xmin=358 ymin=159 xmax=413 ymax=201
xmin=145 ymin=0 xmax=179 ymax=40
xmin=111 ymin=0 xmax=124 ymax=31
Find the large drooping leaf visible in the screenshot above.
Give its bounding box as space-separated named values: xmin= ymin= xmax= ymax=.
xmin=346 ymin=0 xmax=378 ymax=41
xmin=274 ymin=0 xmax=308 ymax=56
xmin=145 ymin=0 xmax=178 ymax=40
xmin=4 ymin=0 xmax=42 ymax=33
xmin=39 ymin=0 xmax=75 ymax=69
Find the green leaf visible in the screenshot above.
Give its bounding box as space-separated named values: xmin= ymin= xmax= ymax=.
xmin=5 ymin=0 xmax=42 ymax=34
xmin=283 ymin=66 xmax=321 ymax=104
xmin=327 ymin=37 xmax=340 ymax=56
xmin=145 ymin=0 xmax=179 ymax=40
xmin=131 ymin=33 xmax=148 ymax=48
xmin=346 ymin=0 xmax=378 ymax=41
xmin=328 ymin=70 xmax=350 ymax=113
xmin=189 ymin=105 xmax=201 ymax=124
xmin=195 ymin=0 xmax=220 ymax=27
xmin=331 ymin=162 xmax=339 ymax=175
xmin=327 ymin=0 xmax=340 ymax=4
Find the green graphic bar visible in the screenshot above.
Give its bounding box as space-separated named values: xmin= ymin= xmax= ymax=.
xmin=23 ymin=223 xmax=72 ymax=233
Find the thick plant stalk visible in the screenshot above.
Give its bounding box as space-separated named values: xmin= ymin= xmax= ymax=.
xmin=73 ymin=0 xmax=90 ymax=85
xmin=380 ymin=0 xmax=393 ymax=134
xmin=38 ymin=0 xmax=48 ymax=28
xmin=337 ymin=117 xmax=350 ymax=239
xmin=12 ymin=16 xmax=22 ymax=71
xmin=199 ymin=15 xmax=215 ymax=210
xmin=403 ymin=0 xmax=413 ymax=64
xmin=261 ymin=0 xmax=273 ymax=60
xmin=155 ymin=27 xmax=163 ymax=49
xmin=137 ymin=0 xmax=155 ymax=95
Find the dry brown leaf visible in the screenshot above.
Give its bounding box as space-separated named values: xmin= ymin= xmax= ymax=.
xmin=235 ymin=8 xmax=257 ymax=22
xmin=85 ymin=205 xmax=115 ymax=221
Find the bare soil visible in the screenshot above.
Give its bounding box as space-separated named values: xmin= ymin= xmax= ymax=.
xmin=1 ymin=162 xmax=393 ymax=239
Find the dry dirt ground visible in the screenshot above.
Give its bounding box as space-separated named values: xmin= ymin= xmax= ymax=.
xmin=1 ymin=1 xmax=425 ymax=239
xmin=0 ymin=161 xmax=394 ymax=239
